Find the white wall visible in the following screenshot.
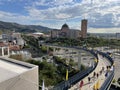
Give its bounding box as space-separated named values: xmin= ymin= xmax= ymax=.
xmin=0 ymin=66 xmax=39 ymax=90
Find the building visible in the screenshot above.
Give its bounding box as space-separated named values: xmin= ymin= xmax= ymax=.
xmin=116 ymin=33 xmax=120 ymax=39
xmin=30 ymin=32 xmax=44 ymax=38
xmin=11 ymin=32 xmax=25 ymax=48
xmin=16 ymin=38 xmax=25 ymax=48
xmin=0 ymin=57 xmax=38 ymax=90
xmin=81 ymin=19 xmax=87 ymax=38
xmin=51 ymin=19 xmax=87 ymax=39
xmin=0 ymin=42 xmax=9 ymax=57
xmin=51 ymin=24 xmax=81 ymax=39
xmin=11 ymin=32 xmax=21 ymax=39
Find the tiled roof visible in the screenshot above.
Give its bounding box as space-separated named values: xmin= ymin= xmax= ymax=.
xmin=0 ymin=42 xmax=7 ymax=47
xmin=9 ymin=45 xmax=20 ymax=51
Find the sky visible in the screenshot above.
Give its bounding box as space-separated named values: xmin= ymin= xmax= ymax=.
xmin=0 ymin=0 xmax=120 ymax=33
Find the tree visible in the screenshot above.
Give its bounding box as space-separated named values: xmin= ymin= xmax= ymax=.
xmin=69 ymin=58 xmax=75 ymax=66
xmin=41 ymin=46 xmax=47 ymax=53
xmin=117 ymin=78 xmax=120 ymax=85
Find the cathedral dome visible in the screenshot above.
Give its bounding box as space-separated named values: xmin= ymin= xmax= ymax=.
xmin=62 ymin=23 xmax=69 ymax=28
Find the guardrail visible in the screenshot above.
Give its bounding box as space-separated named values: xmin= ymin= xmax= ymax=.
xmin=97 ymin=51 xmax=115 ymax=90
xmin=52 ymin=48 xmax=98 ymax=90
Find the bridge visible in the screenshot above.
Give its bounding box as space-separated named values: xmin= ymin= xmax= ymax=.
xmin=41 ymin=44 xmax=114 ymax=90
xmin=69 ymin=53 xmax=112 ymax=90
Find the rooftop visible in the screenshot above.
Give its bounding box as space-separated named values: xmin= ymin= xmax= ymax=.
xmin=0 ymin=42 xmax=7 ymax=47
xmin=33 ymin=32 xmax=44 ymax=35
xmin=9 ymin=45 xmax=20 ymax=51
xmin=0 ymin=57 xmax=36 ymax=83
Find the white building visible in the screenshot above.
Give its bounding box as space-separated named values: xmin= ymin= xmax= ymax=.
xmin=0 ymin=42 xmax=9 ymax=57
xmin=16 ymin=38 xmax=25 ymax=47
xmin=0 ymin=57 xmax=39 ymax=90
xmin=11 ymin=50 xmax=32 ymax=60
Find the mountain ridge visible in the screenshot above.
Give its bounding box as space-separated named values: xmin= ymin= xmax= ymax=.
xmin=0 ymin=21 xmax=52 ymax=33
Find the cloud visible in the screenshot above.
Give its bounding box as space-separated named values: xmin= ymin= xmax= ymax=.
xmin=0 ymin=11 xmax=33 ymax=24
xmin=88 ymin=27 xmax=120 ymax=33
xmin=55 ymin=13 xmax=72 ymax=19
xmin=53 ymin=0 xmax=74 ymax=5
xmin=26 ymin=0 xmax=120 ymax=28
xmin=0 ymin=10 xmax=120 ymax=33
xmin=33 ymin=0 xmax=74 ymax=6
xmin=0 ymin=0 xmax=120 ymax=30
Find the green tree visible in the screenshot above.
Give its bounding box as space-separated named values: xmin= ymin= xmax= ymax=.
xmin=69 ymin=58 xmax=75 ymax=66
xmin=41 ymin=46 xmax=47 ymax=53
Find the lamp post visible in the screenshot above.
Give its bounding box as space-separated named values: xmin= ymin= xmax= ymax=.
xmin=78 ymin=51 xmax=81 ymax=70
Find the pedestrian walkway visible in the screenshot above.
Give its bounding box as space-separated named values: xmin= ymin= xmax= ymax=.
xmin=69 ymin=54 xmax=111 ymax=90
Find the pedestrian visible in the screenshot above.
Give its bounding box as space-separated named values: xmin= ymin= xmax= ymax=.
xmin=80 ymin=80 xmax=84 ymax=90
xmin=88 ymin=77 xmax=91 ymax=83
xmin=102 ymin=67 xmax=104 ymax=72
xmin=108 ymin=66 xmax=111 ymax=71
xmin=106 ymin=66 xmax=109 ymax=71
xmin=100 ymin=70 xmax=102 ymax=75
xmin=105 ymin=72 xmax=108 ymax=77
xmin=110 ymin=66 xmax=113 ymax=71
xmin=93 ymin=72 xmax=96 ymax=78
xmin=96 ymin=73 xmax=99 ymax=78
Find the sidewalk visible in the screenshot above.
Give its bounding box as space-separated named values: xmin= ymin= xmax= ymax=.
xmin=69 ymin=54 xmax=111 ymax=90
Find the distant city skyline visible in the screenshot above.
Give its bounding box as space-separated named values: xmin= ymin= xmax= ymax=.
xmin=0 ymin=0 xmax=120 ymax=33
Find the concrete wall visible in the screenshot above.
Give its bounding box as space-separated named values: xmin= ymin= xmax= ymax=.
xmin=0 ymin=66 xmax=39 ymax=90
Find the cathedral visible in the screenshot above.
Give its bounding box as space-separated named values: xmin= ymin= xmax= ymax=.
xmin=51 ymin=19 xmax=87 ymax=39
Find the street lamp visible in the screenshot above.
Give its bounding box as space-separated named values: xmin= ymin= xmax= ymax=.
xmin=78 ymin=51 xmax=81 ymax=71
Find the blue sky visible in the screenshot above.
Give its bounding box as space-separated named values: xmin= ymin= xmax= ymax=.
xmin=0 ymin=0 xmax=120 ymax=33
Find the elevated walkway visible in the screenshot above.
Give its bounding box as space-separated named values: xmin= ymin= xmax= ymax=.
xmin=69 ymin=54 xmax=111 ymax=90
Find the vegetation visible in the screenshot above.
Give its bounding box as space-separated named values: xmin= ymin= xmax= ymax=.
xmin=53 ymin=56 xmax=86 ymax=76
xmin=117 ymin=78 xmax=120 ymax=85
xmin=46 ymin=38 xmax=82 ymax=46
xmin=46 ymin=37 xmax=120 ymax=47
xmin=53 ymin=56 xmax=67 ymax=65
xmin=9 ymin=54 xmax=23 ymax=61
xmin=112 ymin=79 xmax=116 ymax=83
xmin=69 ymin=58 xmax=76 ymax=66
xmin=22 ymin=35 xmax=48 ymax=57
xmin=25 ymin=36 xmax=39 ymax=48
xmin=26 ymin=59 xmax=75 ymax=86
xmin=27 ymin=60 xmax=63 ymax=86
xmin=23 ymin=55 xmax=85 ymax=87
xmin=40 ymin=46 xmax=47 ymax=53
xmin=23 ymin=44 xmax=30 ymax=48
xmin=0 ymin=20 xmax=51 ymax=33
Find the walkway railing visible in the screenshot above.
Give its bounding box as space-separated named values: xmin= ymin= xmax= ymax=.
xmin=97 ymin=51 xmax=115 ymax=90
xmin=52 ymin=48 xmax=98 ymax=90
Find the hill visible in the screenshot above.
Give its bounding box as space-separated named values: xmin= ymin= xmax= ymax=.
xmin=0 ymin=21 xmax=52 ymax=33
